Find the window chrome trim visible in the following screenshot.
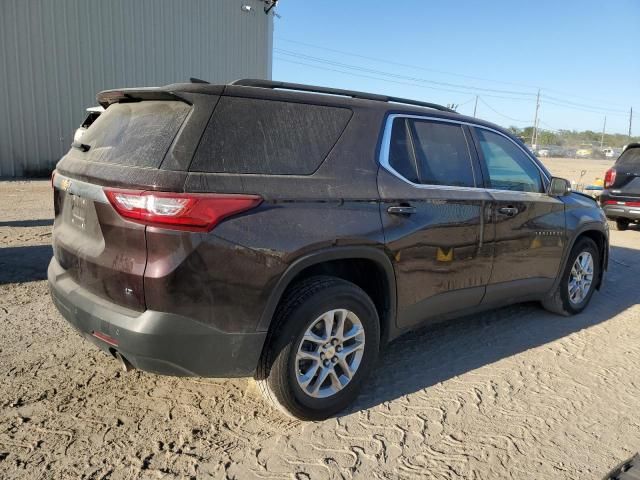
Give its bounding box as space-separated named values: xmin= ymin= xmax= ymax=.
xmin=378 ymin=114 xmax=551 ymax=193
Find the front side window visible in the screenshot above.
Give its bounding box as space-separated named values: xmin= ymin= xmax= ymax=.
xmin=475 ymin=128 xmax=543 ymax=193
xmin=386 ymin=118 xmax=476 ymax=188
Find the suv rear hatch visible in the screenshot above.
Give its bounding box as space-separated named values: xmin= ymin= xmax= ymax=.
xmin=52 ymin=97 xmax=194 ymax=311
xmin=606 ymin=146 xmax=640 ymax=199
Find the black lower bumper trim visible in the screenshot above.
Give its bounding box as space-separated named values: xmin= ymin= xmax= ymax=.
xmin=48 ymin=258 xmax=267 ymax=378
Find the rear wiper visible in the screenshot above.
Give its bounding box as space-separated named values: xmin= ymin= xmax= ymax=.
xmin=71 ymin=142 xmax=91 ymax=152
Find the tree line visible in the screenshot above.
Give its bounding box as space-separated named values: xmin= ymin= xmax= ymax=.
xmin=507 ymin=126 xmax=639 ymax=148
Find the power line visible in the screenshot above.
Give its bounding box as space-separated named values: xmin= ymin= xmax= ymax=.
xmin=540 ymin=87 xmax=630 ymax=109
xmin=275 ymin=49 xmax=536 ymax=98
xmin=274 ymin=51 xmax=635 ymax=134
xmin=541 ymin=98 xmax=628 ymax=117
xmin=477 ymin=97 xmax=530 ymax=124
xmin=274 ymin=56 xmax=533 ymax=102
xmin=542 ymin=94 xmax=628 ymax=114
xmin=275 ymin=49 xmax=631 ymax=118
xmin=276 ymin=37 xmax=542 ymax=90
xmin=539 ymin=120 xmax=561 ymax=132
xmin=275 ymin=37 xmax=632 ymax=111
xmin=457 ymin=97 xmax=476 ymax=107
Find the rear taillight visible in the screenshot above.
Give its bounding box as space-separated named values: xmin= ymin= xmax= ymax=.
xmin=104 ymin=188 xmax=262 ymax=232
xmin=603 ymin=200 xmax=640 ymax=207
xmin=604 ymin=168 xmax=617 ymax=188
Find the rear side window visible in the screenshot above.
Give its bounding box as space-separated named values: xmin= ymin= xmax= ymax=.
xmin=386 ymin=118 xmax=476 ymax=187
xmin=191 ymin=97 xmax=352 ymax=175
xmin=80 ymin=101 xmax=190 ymax=168
xmin=388 ymin=118 xmax=420 ymax=183
xmin=616 ymin=147 xmax=640 ymax=171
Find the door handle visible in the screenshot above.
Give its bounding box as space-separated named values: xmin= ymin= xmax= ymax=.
xmin=497 ymin=206 xmax=519 ymax=217
xmin=387 ymin=205 xmax=417 ymax=215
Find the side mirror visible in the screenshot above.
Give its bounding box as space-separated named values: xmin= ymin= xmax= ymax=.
xmin=547 ymin=177 xmax=571 ymax=196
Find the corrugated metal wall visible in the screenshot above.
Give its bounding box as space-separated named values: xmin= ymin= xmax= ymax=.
xmin=0 ymin=0 xmax=273 ymax=177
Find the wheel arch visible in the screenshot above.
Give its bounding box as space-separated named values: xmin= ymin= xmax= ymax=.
xmin=555 ymin=223 xmax=609 ymax=293
xmin=257 ymin=247 xmax=397 ymax=344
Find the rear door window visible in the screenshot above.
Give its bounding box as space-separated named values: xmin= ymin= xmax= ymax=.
xmin=80 ymin=101 xmax=190 ymax=168
xmin=190 ymin=97 xmax=352 ymax=175
xmin=385 ymin=118 xmax=477 ymax=187
xmin=616 ymin=147 xmax=640 ymax=171
xmin=474 ymin=128 xmax=543 ymax=193
xmin=410 ymin=120 xmax=476 ymax=187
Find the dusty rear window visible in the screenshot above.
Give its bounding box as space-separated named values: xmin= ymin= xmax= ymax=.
xmin=80 ymin=101 xmax=190 ymax=168
xmin=190 ymin=96 xmax=352 ymax=175
xmin=616 ymin=147 xmax=640 ymax=171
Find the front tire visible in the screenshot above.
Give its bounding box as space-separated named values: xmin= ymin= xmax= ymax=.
xmin=256 ymin=276 xmax=380 ymax=420
xmin=610 ymin=218 xmax=630 ymax=231
xmin=542 ymin=237 xmax=600 ymax=316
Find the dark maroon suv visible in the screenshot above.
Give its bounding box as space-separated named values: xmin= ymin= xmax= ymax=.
xmin=49 ymin=79 xmax=608 ymax=419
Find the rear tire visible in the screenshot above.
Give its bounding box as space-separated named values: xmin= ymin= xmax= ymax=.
xmin=609 ymin=218 xmax=630 ymax=231
xmin=542 ymin=237 xmax=600 ymax=316
xmin=256 ymin=276 xmax=380 ymax=420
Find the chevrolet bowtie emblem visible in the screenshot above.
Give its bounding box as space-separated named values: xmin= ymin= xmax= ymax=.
xmin=60 ymin=178 xmax=71 ymax=191
xmin=436 ymin=247 xmax=453 ymax=262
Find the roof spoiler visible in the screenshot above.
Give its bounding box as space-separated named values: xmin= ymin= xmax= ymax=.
xmin=96 ymin=88 xmax=188 ymax=108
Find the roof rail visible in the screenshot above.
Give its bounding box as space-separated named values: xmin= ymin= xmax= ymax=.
xmin=230 ymin=79 xmax=456 ymax=113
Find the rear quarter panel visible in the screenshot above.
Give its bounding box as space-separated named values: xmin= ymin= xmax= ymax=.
xmin=143 ymin=200 xmax=385 ymax=333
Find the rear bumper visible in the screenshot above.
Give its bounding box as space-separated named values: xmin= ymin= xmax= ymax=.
xmin=48 ymin=257 xmax=267 ymax=377
xmin=603 ymin=204 xmax=640 ymax=221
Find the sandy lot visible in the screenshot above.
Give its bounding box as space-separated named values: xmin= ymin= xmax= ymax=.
xmin=542 ymin=157 xmax=614 ymax=190
xmin=1 ymin=169 xmax=638 ymax=479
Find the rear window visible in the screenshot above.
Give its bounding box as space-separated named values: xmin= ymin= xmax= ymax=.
xmin=616 ymin=147 xmax=640 ymax=171
xmin=79 ymin=101 xmax=190 ymax=168
xmin=190 ymin=97 xmax=352 ymax=175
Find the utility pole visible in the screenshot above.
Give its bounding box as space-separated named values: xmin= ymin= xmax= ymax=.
xmin=600 ymin=116 xmax=606 ymax=148
xmin=532 ymin=89 xmax=541 ymax=146
xmin=473 ymin=95 xmax=478 ymax=117
xmin=630 ymin=107 xmax=634 ymax=140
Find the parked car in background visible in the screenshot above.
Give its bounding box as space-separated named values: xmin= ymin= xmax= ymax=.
xmin=576 ymin=146 xmax=593 ymax=158
xmin=600 ymin=143 xmax=640 ymax=231
xmin=548 ymin=146 xmax=567 ymax=157
xmin=537 ymin=148 xmax=550 ymax=157
xmin=73 ymin=106 xmax=104 ymax=144
xmin=49 ymin=80 xmax=609 ymax=419
xmin=603 ymin=148 xmax=616 ymax=158
xmin=564 ymin=148 xmax=577 ymax=158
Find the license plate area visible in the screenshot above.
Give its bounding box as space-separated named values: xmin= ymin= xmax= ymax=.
xmin=69 ymin=193 xmax=88 ymax=229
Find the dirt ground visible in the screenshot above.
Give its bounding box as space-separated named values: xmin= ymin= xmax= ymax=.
xmin=542 ymin=157 xmax=614 ymax=190
xmin=1 ymin=161 xmax=638 ymax=479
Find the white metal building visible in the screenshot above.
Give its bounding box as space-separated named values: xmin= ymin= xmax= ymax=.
xmin=0 ymin=0 xmax=274 ymax=177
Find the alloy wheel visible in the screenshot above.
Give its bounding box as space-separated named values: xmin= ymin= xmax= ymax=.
xmin=295 ymin=309 xmax=366 ymax=399
xmin=568 ymin=251 xmax=594 ymax=305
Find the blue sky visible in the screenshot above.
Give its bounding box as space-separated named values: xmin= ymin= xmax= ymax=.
xmin=272 ymin=0 xmax=639 ymax=136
